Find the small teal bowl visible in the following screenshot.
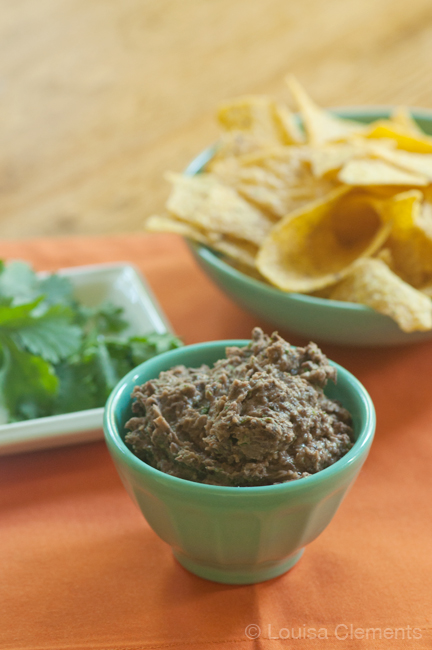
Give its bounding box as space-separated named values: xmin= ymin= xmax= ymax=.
xmin=185 ymin=108 xmax=432 ymax=346
xmin=104 ymin=339 xmax=375 ymax=584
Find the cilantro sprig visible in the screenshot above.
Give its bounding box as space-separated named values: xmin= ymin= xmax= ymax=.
xmin=0 ymin=261 xmax=182 ymax=423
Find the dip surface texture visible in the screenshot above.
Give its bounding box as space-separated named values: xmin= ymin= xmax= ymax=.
xmin=125 ymin=328 xmax=354 ymax=486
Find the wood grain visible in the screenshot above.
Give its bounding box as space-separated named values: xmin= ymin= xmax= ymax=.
xmin=1 ymin=0 xmax=432 ymax=238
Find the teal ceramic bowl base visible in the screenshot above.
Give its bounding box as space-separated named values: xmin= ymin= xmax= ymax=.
xmin=173 ymin=548 xmax=304 ymax=584
xmin=187 ymin=243 xmax=432 ymax=347
xmin=104 ymin=340 xmax=376 ymax=585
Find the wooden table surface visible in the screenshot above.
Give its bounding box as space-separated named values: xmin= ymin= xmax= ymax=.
xmin=1 ymin=0 xmax=432 ymax=239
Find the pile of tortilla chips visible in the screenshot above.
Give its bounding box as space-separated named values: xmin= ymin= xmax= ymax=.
xmin=145 ymin=76 xmax=432 ymax=333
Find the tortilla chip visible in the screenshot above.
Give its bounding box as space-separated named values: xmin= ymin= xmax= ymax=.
xmin=390 ymin=107 xmax=424 ymax=136
xmin=286 ymin=75 xmax=366 ymax=145
xmin=329 ymin=258 xmax=432 ymax=332
xmin=206 ymin=131 xmax=272 ymax=169
xmin=216 ymin=96 xmax=301 ymax=146
xmin=366 ymin=143 xmax=432 ymax=181
xmin=211 ymin=148 xmax=337 ymax=219
xmin=365 ymin=120 xmax=432 ymax=153
xmin=211 ymin=153 xmax=287 ymax=190
xmin=166 ymin=173 xmax=273 ymax=246
xmin=212 ymin=238 xmax=258 ymax=268
xmin=381 ymin=190 xmax=432 ymax=287
xmin=217 ymin=96 xmax=273 ymax=134
xmin=145 ymin=214 xmax=258 ymax=268
xmin=419 ymin=196 xmax=432 ymax=235
xmin=338 ymin=158 xmax=428 ymax=186
xmin=233 ymin=145 xmax=307 ymax=174
xmin=420 ymin=283 xmax=432 ymax=298
xmin=206 ymin=154 xmax=289 ymax=218
xmin=307 ymin=138 xmax=400 ymax=178
xmin=373 ymin=247 xmax=394 ymax=267
xmin=145 ymin=214 xmax=210 ymax=244
xmin=237 ymin=184 xmax=294 ymax=218
xmin=307 ymin=143 xmax=361 ymax=177
xmin=256 ymin=187 xmax=391 ymax=292
xmin=273 ymin=103 xmax=305 ymax=144
xmin=357 ymin=185 xmax=414 ymax=201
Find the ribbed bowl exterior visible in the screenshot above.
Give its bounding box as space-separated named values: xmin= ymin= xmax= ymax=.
xmin=104 ymin=340 xmax=375 ymax=583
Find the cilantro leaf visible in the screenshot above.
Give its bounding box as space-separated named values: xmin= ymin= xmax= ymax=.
xmin=93 ymin=302 xmax=128 ymax=334
xmin=38 ymin=274 xmax=74 ymax=306
xmin=0 ymin=339 xmax=58 ymax=420
xmin=0 ymin=261 xmax=39 ymax=304
xmin=129 ymin=333 xmax=183 ymax=365
xmin=0 ymin=303 xmax=81 ymax=364
xmin=78 ymin=301 xmax=129 ymax=335
xmin=12 ymin=309 xmax=82 ymax=364
xmin=0 ymin=299 xmax=42 ymax=326
xmin=90 ymin=338 xmax=120 ymax=395
xmin=53 ymin=361 xmax=98 ymax=414
xmin=0 ymin=259 xmax=183 ymax=422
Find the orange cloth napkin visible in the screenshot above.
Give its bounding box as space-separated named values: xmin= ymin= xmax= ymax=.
xmin=1 ymin=233 xmax=431 ymax=650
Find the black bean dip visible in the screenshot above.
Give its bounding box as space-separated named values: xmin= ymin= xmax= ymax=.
xmin=125 ymin=328 xmax=354 ymax=486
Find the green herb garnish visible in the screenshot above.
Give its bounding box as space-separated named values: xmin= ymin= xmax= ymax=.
xmin=0 ymin=261 xmax=182 ymax=422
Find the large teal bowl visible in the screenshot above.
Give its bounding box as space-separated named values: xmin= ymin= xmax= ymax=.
xmin=185 ymin=108 xmax=432 ymax=346
xmin=104 ymin=339 xmax=375 ymax=584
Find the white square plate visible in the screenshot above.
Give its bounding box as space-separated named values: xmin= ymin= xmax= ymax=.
xmin=0 ymin=262 xmax=172 ymax=456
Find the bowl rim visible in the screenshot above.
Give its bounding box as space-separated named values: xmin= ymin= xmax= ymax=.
xmin=104 ymin=338 xmax=376 ymax=496
xmin=183 ymin=105 xmax=432 ymax=316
